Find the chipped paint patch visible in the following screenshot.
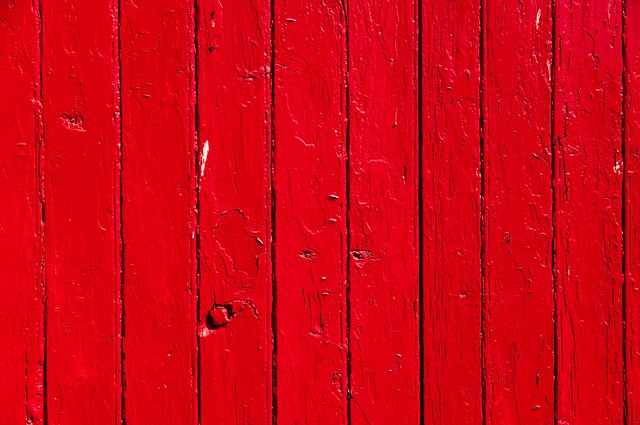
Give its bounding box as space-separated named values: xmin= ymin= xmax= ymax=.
xmin=614 ymin=160 xmax=623 ymax=174
xmin=201 ymin=140 xmax=209 ymax=177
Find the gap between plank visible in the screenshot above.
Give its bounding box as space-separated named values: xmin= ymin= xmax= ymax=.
xmin=621 ymin=0 xmax=629 ymax=423
xmin=478 ymin=0 xmax=487 ymax=423
xmin=192 ymin=1 xmax=202 ymax=424
xmin=549 ymin=0 xmax=558 ymax=423
xmin=269 ymin=0 xmax=278 ymax=422
xmin=36 ymin=0 xmax=47 ymax=422
xmin=416 ymin=0 xmax=425 ymax=422
xmin=116 ymin=0 xmax=126 ymax=422
xmin=345 ymin=0 xmax=353 ymax=422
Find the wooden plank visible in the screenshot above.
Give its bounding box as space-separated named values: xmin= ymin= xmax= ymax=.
xmin=421 ymin=0 xmax=482 ymax=422
xmin=625 ymin=1 xmax=640 ymax=422
xmin=272 ymin=0 xmax=348 ymax=422
xmin=0 ymin=1 xmax=44 ymax=424
xmin=196 ymin=0 xmax=272 ymax=423
xmin=120 ymin=0 xmax=197 ymax=423
xmin=348 ymin=1 xmax=420 ymax=423
xmin=553 ymin=0 xmax=624 ymax=422
xmin=40 ymin=0 xmax=121 ymax=422
xmin=482 ymin=0 xmax=555 ymax=423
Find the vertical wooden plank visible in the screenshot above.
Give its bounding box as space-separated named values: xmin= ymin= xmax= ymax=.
xmin=421 ymin=0 xmax=482 ymax=422
xmin=625 ymin=0 xmax=640 ymax=422
xmin=41 ymin=0 xmax=121 ymax=422
xmin=273 ymin=0 xmax=348 ymax=422
xmin=554 ymin=0 xmax=624 ymax=422
xmin=0 ymin=1 xmax=44 ymax=424
xmin=482 ymin=0 xmax=555 ymax=423
xmin=196 ymin=0 xmax=272 ymax=423
xmin=348 ymin=1 xmax=420 ymax=423
xmin=120 ymin=0 xmax=197 ymax=423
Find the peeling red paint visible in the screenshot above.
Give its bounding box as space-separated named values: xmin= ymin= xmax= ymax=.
xmin=1 ymin=0 xmax=636 ymax=424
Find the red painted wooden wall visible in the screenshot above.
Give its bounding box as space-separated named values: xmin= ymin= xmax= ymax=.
xmin=0 ymin=0 xmax=635 ymax=423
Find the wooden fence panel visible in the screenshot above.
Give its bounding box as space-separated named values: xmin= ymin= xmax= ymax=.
xmin=196 ymin=0 xmax=273 ymax=423
xmin=41 ymin=0 xmax=121 ymax=422
xmin=0 ymin=2 xmax=634 ymax=423
xmin=120 ymin=0 xmax=197 ymax=423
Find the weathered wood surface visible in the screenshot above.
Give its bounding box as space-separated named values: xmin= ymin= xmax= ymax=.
xmin=348 ymin=1 xmax=420 ymax=423
xmin=422 ymin=0 xmax=482 ymax=422
xmin=273 ymin=0 xmax=348 ymax=423
xmin=0 ymin=1 xmax=43 ymax=424
xmin=120 ymin=0 xmax=197 ymax=423
xmin=483 ymin=0 xmax=554 ymax=423
xmin=197 ymin=0 xmax=273 ymax=423
xmin=554 ymin=0 xmax=624 ymax=423
xmin=41 ymin=0 xmax=121 ymax=422
xmin=0 ymin=1 xmax=633 ymax=423
xmin=626 ymin=0 xmax=640 ymax=422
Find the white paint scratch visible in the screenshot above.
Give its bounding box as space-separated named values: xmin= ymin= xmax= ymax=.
xmin=536 ymin=9 xmax=541 ymax=30
xmin=614 ymin=160 xmax=623 ymax=175
xmin=201 ymin=140 xmax=209 ymax=177
xmin=199 ymin=324 xmax=211 ymax=338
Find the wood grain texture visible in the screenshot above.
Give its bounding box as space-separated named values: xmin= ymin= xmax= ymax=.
xmin=273 ymin=0 xmax=348 ymax=422
xmin=0 ymin=1 xmax=44 ymax=423
xmin=41 ymin=0 xmax=121 ymax=422
xmin=120 ymin=0 xmax=197 ymax=423
xmin=348 ymin=1 xmax=420 ymax=423
xmin=553 ymin=0 xmax=624 ymax=422
xmin=2 ymin=2 xmax=638 ymax=422
xmin=625 ymin=0 xmax=639 ymax=422
xmin=483 ymin=0 xmax=555 ymax=423
xmin=196 ymin=0 xmax=272 ymax=423
xmin=421 ymin=0 xmax=482 ymax=423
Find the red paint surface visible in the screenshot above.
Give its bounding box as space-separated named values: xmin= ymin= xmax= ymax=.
xmin=120 ymin=0 xmax=197 ymax=423
xmin=554 ymin=0 xmax=624 ymax=423
xmin=0 ymin=1 xmax=635 ymax=424
xmin=483 ymin=0 xmax=554 ymax=422
xmin=422 ymin=0 xmax=482 ymax=423
xmin=41 ymin=0 xmax=121 ymax=422
xmin=626 ymin=1 xmax=640 ymax=422
xmin=0 ymin=1 xmax=43 ymax=424
xmin=348 ymin=1 xmax=420 ymax=422
xmin=196 ymin=0 xmax=272 ymax=423
xmin=273 ymin=0 xmax=348 ymax=423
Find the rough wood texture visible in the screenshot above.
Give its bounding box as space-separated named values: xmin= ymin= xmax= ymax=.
xmin=483 ymin=0 xmax=555 ymax=423
xmin=41 ymin=0 xmax=121 ymax=422
xmin=554 ymin=0 xmax=624 ymax=422
xmin=196 ymin=0 xmax=272 ymax=423
xmin=421 ymin=0 xmax=482 ymax=423
xmin=348 ymin=1 xmax=420 ymax=423
xmin=273 ymin=0 xmax=348 ymax=422
xmin=2 ymin=2 xmax=636 ymax=423
xmin=120 ymin=0 xmax=197 ymax=423
xmin=625 ymin=0 xmax=639 ymax=422
xmin=0 ymin=1 xmax=43 ymax=424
